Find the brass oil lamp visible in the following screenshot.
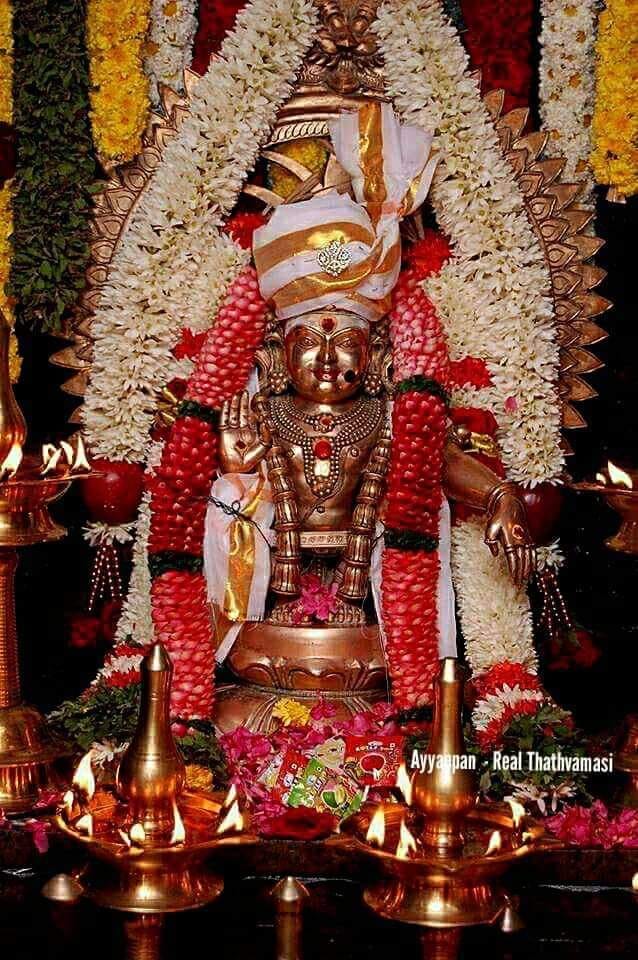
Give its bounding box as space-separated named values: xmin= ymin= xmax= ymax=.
xmin=0 ymin=310 xmax=94 ymax=813
xmin=55 ymin=643 xmax=255 ymax=913
xmin=344 ymin=658 xmax=553 ymax=927
xmin=572 ymin=460 xmax=638 ymax=554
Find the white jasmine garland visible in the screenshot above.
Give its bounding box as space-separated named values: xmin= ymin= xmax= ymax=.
xmin=536 ymin=538 xmax=564 ymax=572
xmin=114 ymin=492 xmax=155 ymax=644
xmin=83 ymin=521 xmax=135 ymax=548
xmin=96 ymin=653 xmax=145 ymax=683
xmin=451 ymin=520 xmax=538 ymax=676
xmin=378 ymin=0 xmax=565 ymax=707
xmin=377 ymin=0 xmax=563 ymax=486
xmin=115 ymin=440 xmax=164 ymax=644
xmin=539 ymin=0 xmax=597 ymax=208
xmin=83 ymin=0 xmax=317 ymax=462
xmin=473 ymin=684 xmax=544 ymax=732
xmin=144 ymin=0 xmax=198 ymax=108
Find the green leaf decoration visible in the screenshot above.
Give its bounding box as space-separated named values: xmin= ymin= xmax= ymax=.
xmin=10 ymin=0 xmax=97 ymax=332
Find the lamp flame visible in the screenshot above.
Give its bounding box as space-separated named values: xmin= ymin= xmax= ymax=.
xmin=522 ymin=830 xmax=534 ymax=845
xmin=60 ymin=441 xmax=74 ymax=465
xmin=486 ymin=830 xmax=502 ymax=855
xmin=216 ymin=799 xmax=244 ymax=835
xmin=365 ymin=805 xmax=386 ymax=848
xmin=72 ymin=751 xmax=96 ymax=802
xmin=170 ymin=801 xmax=186 ymax=845
xmin=395 ymin=819 xmax=418 ymax=860
xmin=595 ymin=472 xmax=607 ymax=486
xmin=129 ymin=822 xmax=146 ymax=846
xmin=73 ymin=435 xmax=91 ymax=472
xmin=61 ymin=789 xmax=75 ymax=819
xmin=118 ymin=829 xmax=132 ymax=847
xmin=632 ymin=872 xmax=638 ymax=892
xmin=505 ymin=797 xmax=526 ymax=829
xmin=75 ymin=813 xmax=93 ymax=836
xmin=221 ymin=783 xmax=237 ymax=810
xmin=607 ymin=460 xmax=633 ymax=489
xmin=41 ymin=443 xmax=57 ymax=467
xmin=1 ymin=441 xmax=22 ymax=480
xmin=41 ymin=447 xmax=62 ymax=476
xmin=395 ymin=763 xmax=413 ymax=806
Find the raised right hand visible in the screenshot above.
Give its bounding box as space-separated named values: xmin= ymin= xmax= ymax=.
xmin=218 ymin=391 xmax=270 ymax=473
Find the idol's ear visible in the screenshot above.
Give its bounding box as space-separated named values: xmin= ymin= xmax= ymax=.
xmin=364 ymin=328 xmax=393 ymax=397
xmin=254 ymin=313 xmax=290 ymax=396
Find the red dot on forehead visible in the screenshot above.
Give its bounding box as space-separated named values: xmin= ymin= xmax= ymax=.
xmin=321 ymin=316 xmax=336 ymax=332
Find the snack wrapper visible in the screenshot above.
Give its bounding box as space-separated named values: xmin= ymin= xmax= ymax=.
xmin=344 ymin=735 xmax=404 ymax=786
xmin=258 ymin=749 xmax=308 ymax=804
xmin=287 ymin=758 xmax=363 ymax=819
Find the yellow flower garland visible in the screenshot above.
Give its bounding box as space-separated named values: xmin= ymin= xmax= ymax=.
xmin=591 ymin=0 xmax=638 ymax=199
xmin=0 ymin=0 xmax=18 ymax=381
xmin=87 ymin=0 xmax=151 ymax=169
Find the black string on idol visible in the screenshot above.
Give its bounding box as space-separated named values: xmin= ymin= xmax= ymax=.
xmin=207 ymin=494 xmax=272 ymax=548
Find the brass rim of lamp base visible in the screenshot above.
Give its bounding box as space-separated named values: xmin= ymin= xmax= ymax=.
xmin=0 ymin=703 xmax=71 ymax=814
xmin=83 ymin=863 xmax=225 ymax=914
xmin=363 ymin=879 xmax=507 ymax=928
xmin=605 ymin=522 xmax=638 ymax=554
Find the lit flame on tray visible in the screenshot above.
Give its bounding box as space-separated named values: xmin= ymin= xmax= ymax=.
xmin=75 ymin=813 xmax=94 ymax=837
xmin=61 ymin=789 xmax=75 ymax=819
xmin=608 ymin=460 xmax=633 ymax=489
xmin=216 ymin=799 xmax=244 ymax=836
xmin=632 ymin=872 xmax=638 ymax=892
xmin=365 ymin=805 xmax=386 ymax=849
xmin=170 ymin=801 xmax=186 ymax=845
xmin=395 ymin=763 xmax=413 ymax=806
xmin=221 ymin=783 xmax=237 ymax=810
xmin=73 ymin=435 xmax=91 ymax=472
xmin=129 ymin=823 xmax=146 ymax=846
xmin=72 ymin=751 xmax=96 ymax=802
xmin=395 ymin=819 xmax=417 ymax=860
xmin=485 ymin=830 xmax=502 ymax=856
xmin=41 ymin=447 xmax=62 ymax=476
xmin=505 ymin=797 xmax=526 ymax=829
xmin=1 ymin=441 xmax=22 ymax=481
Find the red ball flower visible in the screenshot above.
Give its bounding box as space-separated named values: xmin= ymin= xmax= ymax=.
xmin=381 ymin=548 xmax=441 ymax=708
xmin=223 ymin=211 xmax=266 ymax=250
xmin=192 ymin=0 xmax=247 ymax=75
xmin=187 ymin=266 xmax=268 ymax=407
xmin=151 ymin=570 xmax=213 ymax=718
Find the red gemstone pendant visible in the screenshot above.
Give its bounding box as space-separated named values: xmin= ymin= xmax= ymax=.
xmin=313 ymin=438 xmax=333 ymax=460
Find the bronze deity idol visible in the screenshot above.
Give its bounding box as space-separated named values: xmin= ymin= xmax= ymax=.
xmin=207 ymin=103 xmax=536 ymax=732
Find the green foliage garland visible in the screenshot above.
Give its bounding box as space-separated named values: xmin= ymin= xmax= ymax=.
xmin=10 ymin=0 xmax=96 ymax=331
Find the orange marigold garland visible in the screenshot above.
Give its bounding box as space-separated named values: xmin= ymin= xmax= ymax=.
xmin=149 ymin=266 xmax=268 ymax=718
xmin=382 ymin=233 xmax=452 ymax=709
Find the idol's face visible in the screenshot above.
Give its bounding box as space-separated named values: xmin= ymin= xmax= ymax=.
xmin=284 ymin=310 xmax=370 ymax=403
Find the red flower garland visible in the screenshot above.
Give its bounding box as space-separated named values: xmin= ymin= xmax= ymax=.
xmin=382 ymin=232 xmax=452 ymax=709
xmin=149 ymin=266 xmax=268 ymax=718
xmin=460 ymin=0 xmax=535 ymax=114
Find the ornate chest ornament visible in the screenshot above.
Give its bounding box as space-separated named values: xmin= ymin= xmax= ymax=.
xmin=269 ymin=394 xmax=384 ymax=497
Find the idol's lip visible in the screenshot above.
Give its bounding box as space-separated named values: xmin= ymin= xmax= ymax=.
xmin=314 ymin=368 xmax=338 ymax=382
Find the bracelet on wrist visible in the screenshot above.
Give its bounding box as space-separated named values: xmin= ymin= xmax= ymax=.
xmin=486 ymin=480 xmax=521 ymax=517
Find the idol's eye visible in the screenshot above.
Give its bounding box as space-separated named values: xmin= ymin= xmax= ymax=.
xmin=298 ymin=336 xmax=319 ymax=348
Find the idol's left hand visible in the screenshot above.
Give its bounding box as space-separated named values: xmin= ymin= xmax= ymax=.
xmin=484 ymin=492 xmax=536 ymax=587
